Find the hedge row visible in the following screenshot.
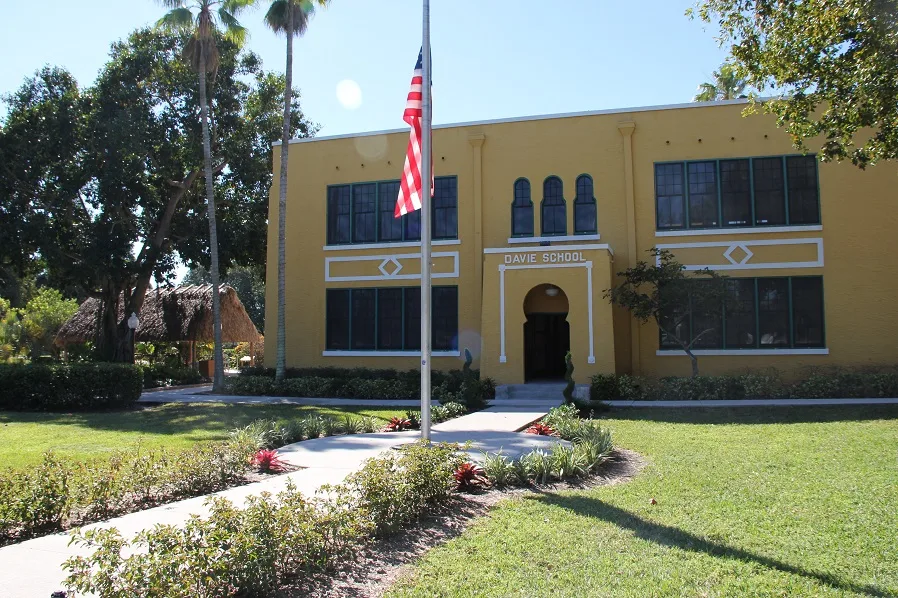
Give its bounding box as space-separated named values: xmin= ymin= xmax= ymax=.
xmin=0 ymin=363 xmax=143 ymax=411
xmin=239 ymin=365 xmax=481 ymax=387
xmin=590 ymin=368 xmax=898 ymax=402
xmin=227 ymin=369 xmax=496 ymax=408
xmin=142 ymin=364 xmax=205 ymax=389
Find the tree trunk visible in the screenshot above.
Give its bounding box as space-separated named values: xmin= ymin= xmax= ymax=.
xmin=96 ymin=283 xmax=131 ymax=363
xmin=275 ymin=6 xmax=294 ymax=383
xmin=686 ymin=350 xmax=699 ymax=377
xmin=198 ymin=49 xmax=225 ymax=392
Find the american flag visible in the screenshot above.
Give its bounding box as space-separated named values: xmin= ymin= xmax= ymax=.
xmin=395 ymin=49 xmax=432 ymax=218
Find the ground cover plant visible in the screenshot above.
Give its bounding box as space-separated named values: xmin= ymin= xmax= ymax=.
xmin=388 ymin=405 xmax=898 ymax=597
xmin=591 ymin=367 xmax=898 ymax=402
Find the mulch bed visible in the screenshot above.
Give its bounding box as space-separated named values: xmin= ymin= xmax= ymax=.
xmin=284 ymin=448 xmax=645 ymax=598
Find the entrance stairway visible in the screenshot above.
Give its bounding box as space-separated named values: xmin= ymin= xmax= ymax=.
xmin=492 ymin=383 xmax=566 ymax=408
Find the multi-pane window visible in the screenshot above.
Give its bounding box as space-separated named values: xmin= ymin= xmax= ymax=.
xmin=655 ymin=155 xmax=820 ymax=230
xmin=659 ymin=276 xmax=825 ymax=350
xmin=432 ymin=177 xmax=458 ymax=239
xmin=326 ymin=176 xmax=457 ymax=245
xmin=655 ymin=163 xmax=686 ymax=229
xmin=541 ymin=176 xmax=567 ymax=235
xmin=325 ymin=286 xmax=458 ymax=352
xmin=687 ymin=162 xmax=719 ymax=227
xmin=512 ymin=178 xmax=533 ymax=237
xmin=574 ymin=175 xmax=597 ymax=234
xmin=753 ymin=158 xmax=786 ymax=226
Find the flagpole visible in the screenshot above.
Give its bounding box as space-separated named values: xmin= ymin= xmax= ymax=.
xmin=420 ymin=0 xmax=433 ymax=442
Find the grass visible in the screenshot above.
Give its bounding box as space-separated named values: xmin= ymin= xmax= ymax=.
xmin=389 ymin=406 xmax=898 ymax=598
xmin=0 ymin=403 xmax=406 ymax=471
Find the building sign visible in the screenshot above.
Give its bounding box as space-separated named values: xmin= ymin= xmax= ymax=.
xmin=503 ymin=251 xmax=587 ymax=265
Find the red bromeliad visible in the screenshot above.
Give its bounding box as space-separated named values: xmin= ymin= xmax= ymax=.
xmin=525 ymin=422 xmax=556 ymax=436
xmin=385 ymin=417 xmax=414 ymax=432
xmin=454 ymin=462 xmax=488 ymax=491
xmin=252 ymin=449 xmax=287 ymax=473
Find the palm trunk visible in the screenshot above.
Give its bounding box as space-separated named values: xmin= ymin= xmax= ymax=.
xmin=275 ymin=6 xmax=294 ymax=383
xmin=198 ymin=49 xmax=225 ymax=391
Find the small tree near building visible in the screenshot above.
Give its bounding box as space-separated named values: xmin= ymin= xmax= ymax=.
xmin=605 ymin=249 xmax=727 ymax=377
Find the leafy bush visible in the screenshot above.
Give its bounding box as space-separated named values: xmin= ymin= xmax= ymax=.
xmin=550 ymin=444 xmax=588 ymax=480
xmin=589 ymin=367 xmax=898 ymax=401
xmin=0 ymin=363 xmax=143 ymax=411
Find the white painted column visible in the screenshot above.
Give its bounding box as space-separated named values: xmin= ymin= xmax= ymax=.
xmin=499 ymin=265 xmax=507 ymax=363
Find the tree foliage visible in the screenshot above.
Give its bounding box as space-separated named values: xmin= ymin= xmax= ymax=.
xmin=694 ymin=60 xmax=749 ymax=101
xmin=604 ymin=249 xmax=727 ymax=377
xmin=183 ymin=264 xmax=265 ymax=330
xmin=0 ymin=288 xmax=78 ymax=362
xmin=0 ymin=28 xmax=317 ymax=361
xmin=691 ymin=0 xmax=898 ymax=167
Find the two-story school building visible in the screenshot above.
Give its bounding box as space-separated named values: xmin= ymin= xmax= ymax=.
xmin=263 ymin=99 xmax=898 ymax=384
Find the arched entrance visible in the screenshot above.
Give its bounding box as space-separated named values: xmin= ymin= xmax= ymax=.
xmin=523 ymin=284 xmax=570 ymax=382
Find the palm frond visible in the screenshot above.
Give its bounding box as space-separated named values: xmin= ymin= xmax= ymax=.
xmin=221 ymin=0 xmax=257 ymax=14
xmin=263 ymin=0 xmax=312 ymax=36
xmin=156 ymin=0 xmax=187 ymax=8
xmin=156 ymin=7 xmax=196 ymax=33
xmin=218 ymin=8 xmax=248 ymax=45
xmin=694 ymin=82 xmax=719 ymax=102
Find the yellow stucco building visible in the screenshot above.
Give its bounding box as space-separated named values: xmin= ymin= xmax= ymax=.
xmin=264 ymin=100 xmax=898 ymax=384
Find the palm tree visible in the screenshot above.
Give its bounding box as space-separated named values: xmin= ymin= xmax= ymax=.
xmin=156 ymin=0 xmax=253 ymax=391
xmin=694 ymin=61 xmax=749 ymax=102
xmin=264 ymin=0 xmax=328 ymax=382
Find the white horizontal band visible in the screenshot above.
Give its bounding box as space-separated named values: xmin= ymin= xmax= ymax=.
xmin=322 ymin=350 xmax=461 ymax=357
xmin=655 ymin=225 xmax=822 ymax=237
xmin=656 ymin=348 xmax=829 ymax=356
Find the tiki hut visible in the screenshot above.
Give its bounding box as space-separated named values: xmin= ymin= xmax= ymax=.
xmin=55 ymin=285 xmax=262 ymax=365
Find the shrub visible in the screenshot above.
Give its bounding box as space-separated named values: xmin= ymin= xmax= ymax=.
xmin=252 ymin=449 xmax=287 ymax=473
xmin=454 ymin=462 xmax=488 ymax=492
xmin=0 ymin=363 xmax=143 ymax=411
xmin=550 ymin=444 xmax=588 ymax=480
xmin=142 ymin=364 xmax=205 ymax=389
xmin=562 ymin=351 xmax=576 ymax=404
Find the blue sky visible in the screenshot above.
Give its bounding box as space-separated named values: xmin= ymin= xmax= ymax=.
xmin=1 ymin=0 xmax=729 ymax=136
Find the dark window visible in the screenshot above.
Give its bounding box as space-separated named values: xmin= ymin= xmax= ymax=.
xmin=352 ymin=183 xmax=377 ymax=243
xmin=659 ymin=302 xmax=689 ymax=349
xmin=787 ymin=156 xmax=820 ymax=224
xmin=327 ymin=186 xmax=351 ymax=244
xmin=325 ymin=289 xmax=350 ymax=350
xmin=403 ymin=287 xmax=421 ymax=350
xmin=541 ymin=176 xmax=567 ymax=235
xmin=753 ymin=158 xmax=786 ymax=225
xmin=757 ymin=278 xmax=790 ymax=346
xmin=655 ymin=163 xmax=685 ymax=229
xmin=720 ymin=159 xmax=752 ymax=226
xmin=689 ymin=281 xmax=722 ymax=348
xmin=404 ymin=209 xmax=421 ymax=241
xmin=574 ymin=175 xmax=597 ymax=234
xmin=432 ymin=176 xmax=458 ymax=240
xmin=350 ymin=289 xmax=376 ymax=350
xmin=791 ymin=277 xmax=824 ymax=347
xmin=378 ymin=181 xmax=403 ymax=242
xmin=512 ymin=178 xmax=533 ymax=237
xmin=432 ymin=287 xmax=458 ymax=351
xmin=687 ymin=162 xmax=719 ymax=227
xmin=725 ymin=279 xmax=756 ymax=348
xmin=377 ymin=288 xmax=403 ymax=350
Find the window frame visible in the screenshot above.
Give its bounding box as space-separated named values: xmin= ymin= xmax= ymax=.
xmin=511 ymin=177 xmax=534 ymax=238
xmin=573 ymin=174 xmax=598 ymax=235
xmin=653 ymin=155 xmax=821 ymax=232
xmin=326 ymin=176 xmax=459 ymax=246
xmin=657 ymin=275 xmax=825 ymax=351
xmin=540 ymin=175 xmax=567 ymax=236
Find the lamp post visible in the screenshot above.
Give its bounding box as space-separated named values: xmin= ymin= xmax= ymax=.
xmin=127 ymin=312 xmax=140 ymax=365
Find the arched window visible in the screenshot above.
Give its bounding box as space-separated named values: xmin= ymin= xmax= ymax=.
xmin=574 ymin=174 xmax=597 ymax=234
xmin=512 ymin=178 xmax=533 ymax=237
xmin=541 ymin=176 xmax=566 ymax=236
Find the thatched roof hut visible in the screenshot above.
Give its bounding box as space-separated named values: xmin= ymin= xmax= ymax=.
xmin=55 ymin=284 xmax=262 ymax=346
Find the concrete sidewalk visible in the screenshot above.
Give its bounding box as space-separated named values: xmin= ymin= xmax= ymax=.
xmin=0 ymin=403 xmax=560 ymax=598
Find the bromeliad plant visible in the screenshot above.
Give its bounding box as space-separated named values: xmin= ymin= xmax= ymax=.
xmin=525 ymin=422 xmax=556 ymax=436
xmin=252 ymin=449 xmax=287 ymax=473
xmin=454 ymin=462 xmax=488 ymax=492
xmin=385 ymin=417 xmax=414 ymax=432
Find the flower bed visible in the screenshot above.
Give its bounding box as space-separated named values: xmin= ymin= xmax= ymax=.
xmin=590 ymin=367 xmax=898 ymax=402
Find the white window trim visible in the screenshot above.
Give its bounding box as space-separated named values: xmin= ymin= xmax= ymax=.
xmin=324 ymin=239 xmax=461 ymax=251
xmin=507 ymin=233 xmax=600 ymax=244
xmin=655 ymin=225 xmax=822 ymax=237
xmin=322 ymin=350 xmax=461 ymax=358
xmin=656 ymin=348 xmax=829 ymax=356
xmin=485 ymin=243 xmax=612 ymax=254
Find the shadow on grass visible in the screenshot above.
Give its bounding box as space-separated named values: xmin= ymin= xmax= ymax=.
xmin=0 ymin=403 xmax=400 ymax=437
xmin=599 ymin=404 xmax=898 ymax=425
xmin=531 ymin=492 xmax=896 ymax=598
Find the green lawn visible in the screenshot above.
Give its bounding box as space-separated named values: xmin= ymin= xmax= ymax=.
xmin=389 ymin=406 xmax=898 ymax=598
xmin=0 ymin=403 xmax=406 ymax=471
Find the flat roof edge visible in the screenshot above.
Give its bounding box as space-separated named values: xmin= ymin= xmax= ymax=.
xmin=273 ymin=98 xmax=755 ymax=147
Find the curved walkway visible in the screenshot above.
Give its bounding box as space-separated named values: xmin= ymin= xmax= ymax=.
xmin=0 ymin=403 xmax=562 ymax=598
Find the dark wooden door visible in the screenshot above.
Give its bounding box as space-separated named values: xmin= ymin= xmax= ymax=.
xmin=524 ymin=313 xmax=570 ymax=381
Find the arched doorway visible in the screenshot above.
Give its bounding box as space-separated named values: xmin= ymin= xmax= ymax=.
xmin=523 ymin=284 xmax=570 ymax=382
